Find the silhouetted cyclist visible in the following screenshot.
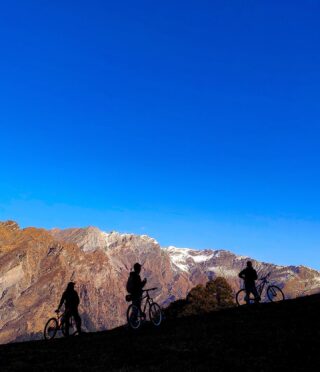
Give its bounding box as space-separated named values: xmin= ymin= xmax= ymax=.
xmin=126 ymin=263 xmax=147 ymax=316
xmin=239 ymin=261 xmax=261 ymax=304
xmin=56 ymin=282 xmax=82 ymax=335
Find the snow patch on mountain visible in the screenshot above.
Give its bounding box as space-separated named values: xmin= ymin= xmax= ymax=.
xmin=165 ymin=246 xmax=217 ymax=273
xmin=193 ymin=254 xmax=214 ymax=263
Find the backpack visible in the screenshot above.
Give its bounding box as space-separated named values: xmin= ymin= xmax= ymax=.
xmin=126 ymin=272 xmax=134 ymax=293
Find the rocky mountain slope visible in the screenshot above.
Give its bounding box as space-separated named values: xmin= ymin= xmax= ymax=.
xmin=0 ymin=220 xmax=319 ymax=344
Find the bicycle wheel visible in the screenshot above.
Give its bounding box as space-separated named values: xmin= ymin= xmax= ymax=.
xmin=44 ymin=318 xmax=58 ymax=340
xmin=149 ymin=303 xmax=162 ymax=326
xmin=127 ymin=304 xmax=141 ymax=330
xmin=267 ymin=285 xmax=285 ymax=302
xmin=236 ymin=289 xmax=256 ymax=306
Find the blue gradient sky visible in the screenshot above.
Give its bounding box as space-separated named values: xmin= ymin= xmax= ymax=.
xmin=1 ymin=1 xmax=320 ymax=268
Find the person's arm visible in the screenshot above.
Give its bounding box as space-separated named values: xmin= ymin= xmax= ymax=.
xmin=141 ymin=277 xmax=147 ymax=288
xmin=239 ymin=269 xmax=245 ymax=279
xmin=137 ymin=275 xmax=147 ymax=290
xmin=57 ymin=292 xmax=66 ymax=311
xmin=253 ymin=270 xmax=258 ymax=281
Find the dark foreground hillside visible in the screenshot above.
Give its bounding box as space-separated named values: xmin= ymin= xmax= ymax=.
xmin=1 ymin=295 xmax=320 ymax=371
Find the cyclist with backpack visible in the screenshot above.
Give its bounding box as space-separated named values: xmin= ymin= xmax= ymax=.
xmin=239 ymin=261 xmax=261 ymax=304
xmin=126 ymin=263 xmax=147 ymax=317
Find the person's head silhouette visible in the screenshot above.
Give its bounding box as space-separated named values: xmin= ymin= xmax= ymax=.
xmin=133 ymin=263 xmax=142 ymax=274
xmin=247 ymin=261 xmax=253 ymax=268
xmin=66 ymin=282 xmax=76 ymax=291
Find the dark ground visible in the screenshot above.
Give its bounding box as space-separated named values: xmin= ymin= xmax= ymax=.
xmin=1 ymin=295 xmax=320 ymax=371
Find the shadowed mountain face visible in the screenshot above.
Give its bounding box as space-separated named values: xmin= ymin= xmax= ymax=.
xmin=1 ymin=221 xmax=320 ymax=344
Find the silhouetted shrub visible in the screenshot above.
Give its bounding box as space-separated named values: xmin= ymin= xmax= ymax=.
xmin=165 ymin=277 xmax=235 ymax=318
xmin=164 ymin=299 xmax=187 ymax=319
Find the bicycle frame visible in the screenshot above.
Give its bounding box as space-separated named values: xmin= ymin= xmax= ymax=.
xmin=56 ymin=311 xmax=76 ymax=334
xmin=256 ymin=277 xmax=269 ymax=297
xmin=55 ymin=311 xmax=64 ymax=329
xmin=140 ymin=290 xmax=155 ymax=315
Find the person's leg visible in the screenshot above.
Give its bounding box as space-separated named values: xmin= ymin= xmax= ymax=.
xmin=252 ymin=286 xmax=261 ymax=303
xmin=244 ymin=290 xmax=250 ymax=305
xmin=132 ymin=297 xmax=140 ymax=317
xmin=245 ymin=288 xmax=250 ymax=304
xmin=72 ymin=309 xmax=82 ymax=334
xmin=64 ymin=310 xmax=70 ymax=337
xmin=133 ymin=296 xmax=144 ymax=316
xmin=137 ymin=297 xmax=145 ymax=318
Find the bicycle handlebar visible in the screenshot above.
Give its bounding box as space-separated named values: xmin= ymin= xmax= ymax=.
xmin=143 ymin=287 xmax=158 ymax=292
xmin=259 ymin=272 xmax=271 ymax=281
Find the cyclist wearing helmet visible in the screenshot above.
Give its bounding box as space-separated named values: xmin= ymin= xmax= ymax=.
xmin=239 ymin=261 xmax=261 ymax=304
xmin=56 ymin=282 xmax=82 ymax=335
xmin=126 ymin=263 xmax=147 ymax=316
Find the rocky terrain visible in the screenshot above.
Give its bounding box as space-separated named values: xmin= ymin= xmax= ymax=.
xmin=0 ymin=220 xmax=320 ymax=344
xmin=1 ymin=294 xmax=320 ymax=371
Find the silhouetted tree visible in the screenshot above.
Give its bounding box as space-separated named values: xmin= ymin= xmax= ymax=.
xmin=206 ymin=277 xmax=234 ymax=308
xmin=183 ymin=284 xmax=217 ymax=316
xmin=165 ymin=277 xmax=235 ymax=318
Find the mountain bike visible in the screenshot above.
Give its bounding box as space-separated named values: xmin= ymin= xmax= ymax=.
xmin=43 ymin=310 xmax=79 ymax=340
xmin=236 ymin=272 xmax=285 ymax=306
xmin=126 ymin=288 xmax=162 ymax=330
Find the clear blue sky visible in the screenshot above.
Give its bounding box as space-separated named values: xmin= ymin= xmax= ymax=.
xmin=1 ymin=1 xmax=320 ymax=269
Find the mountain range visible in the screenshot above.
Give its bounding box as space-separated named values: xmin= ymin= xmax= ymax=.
xmin=0 ymin=220 xmax=319 ymax=344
